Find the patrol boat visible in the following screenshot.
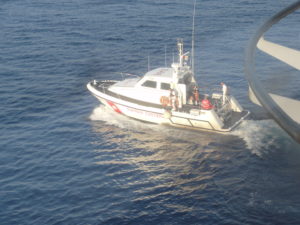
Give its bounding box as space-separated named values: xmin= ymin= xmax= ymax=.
xmin=87 ymin=40 xmax=250 ymax=132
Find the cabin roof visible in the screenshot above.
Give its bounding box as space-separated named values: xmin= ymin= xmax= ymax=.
xmin=144 ymin=67 xmax=173 ymax=79
xmin=112 ymin=77 xmax=140 ymax=88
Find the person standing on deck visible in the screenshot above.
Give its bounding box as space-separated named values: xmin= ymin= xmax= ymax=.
xmin=170 ymin=88 xmax=178 ymax=111
xmin=193 ymin=86 xmax=200 ymax=105
xmin=221 ymin=82 xmax=228 ymax=105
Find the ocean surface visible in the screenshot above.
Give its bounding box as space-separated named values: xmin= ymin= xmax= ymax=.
xmin=1 ymin=0 xmax=300 ymax=224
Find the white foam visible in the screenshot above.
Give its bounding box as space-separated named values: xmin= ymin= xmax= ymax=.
xmin=231 ymin=119 xmax=289 ymax=157
xmin=89 ymin=105 xmax=157 ymax=130
xmin=90 ymin=105 xmax=130 ymax=128
xmin=89 ymin=105 xmax=118 ymax=122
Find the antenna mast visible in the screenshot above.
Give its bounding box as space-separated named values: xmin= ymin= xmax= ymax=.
xmin=192 ymin=0 xmax=196 ymax=76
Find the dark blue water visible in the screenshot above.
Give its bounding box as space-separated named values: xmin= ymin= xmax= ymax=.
xmin=1 ymin=1 xmax=300 ymax=224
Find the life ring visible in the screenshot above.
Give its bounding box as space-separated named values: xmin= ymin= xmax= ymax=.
xmin=160 ymin=96 xmax=170 ymax=107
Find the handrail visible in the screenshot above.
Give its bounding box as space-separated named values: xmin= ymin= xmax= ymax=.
xmin=119 ymin=72 xmax=140 ymax=80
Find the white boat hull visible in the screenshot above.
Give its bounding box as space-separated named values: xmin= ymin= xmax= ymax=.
xmin=87 ymin=82 xmax=250 ymax=132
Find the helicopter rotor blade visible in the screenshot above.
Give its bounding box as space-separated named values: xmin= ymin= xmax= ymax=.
xmin=257 ymin=37 xmax=300 ymax=70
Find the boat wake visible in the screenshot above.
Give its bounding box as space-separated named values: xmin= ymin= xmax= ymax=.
xmin=89 ymin=105 xmax=158 ymax=131
xmin=231 ymin=119 xmax=294 ymax=157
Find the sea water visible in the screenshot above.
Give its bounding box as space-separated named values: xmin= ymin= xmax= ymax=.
xmin=1 ymin=0 xmax=300 ymax=224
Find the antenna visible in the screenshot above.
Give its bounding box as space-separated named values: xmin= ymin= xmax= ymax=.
xmin=192 ymin=0 xmax=196 ymax=76
xmin=178 ymin=38 xmax=184 ymax=67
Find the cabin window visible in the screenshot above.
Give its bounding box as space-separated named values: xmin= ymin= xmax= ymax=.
xmin=161 ymin=83 xmax=170 ymax=90
xmin=142 ymin=80 xmax=157 ymax=88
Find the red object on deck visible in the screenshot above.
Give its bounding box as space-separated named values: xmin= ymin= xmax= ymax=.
xmin=201 ymin=99 xmax=213 ymax=110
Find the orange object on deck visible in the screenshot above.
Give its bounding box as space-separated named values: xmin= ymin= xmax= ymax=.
xmin=160 ymin=96 xmax=170 ymax=107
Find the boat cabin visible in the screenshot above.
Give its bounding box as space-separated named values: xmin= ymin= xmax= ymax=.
xmin=109 ymin=40 xmax=196 ymax=107
xmin=109 ymin=65 xmax=195 ymax=106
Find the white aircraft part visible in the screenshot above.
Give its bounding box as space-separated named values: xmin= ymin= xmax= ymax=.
xmin=248 ymin=86 xmax=261 ymax=106
xmin=245 ymin=1 xmax=300 ymax=143
xmin=255 ymin=37 xmax=300 ymax=124
xmin=269 ymin=94 xmax=300 ymax=124
xmin=257 ymin=37 xmax=300 ymax=70
xmin=249 ymin=86 xmax=300 ymax=124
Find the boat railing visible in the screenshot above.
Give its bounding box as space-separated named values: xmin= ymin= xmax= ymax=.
xmin=197 ymin=85 xmax=220 ymax=96
xmin=119 ymin=72 xmax=140 ymax=80
xmin=213 ymin=96 xmax=232 ymax=121
xmin=91 ymin=80 xmax=117 ymax=94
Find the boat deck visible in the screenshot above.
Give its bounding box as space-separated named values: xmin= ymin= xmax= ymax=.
xmin=222 ymin=110 xmax=249 ymax=129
